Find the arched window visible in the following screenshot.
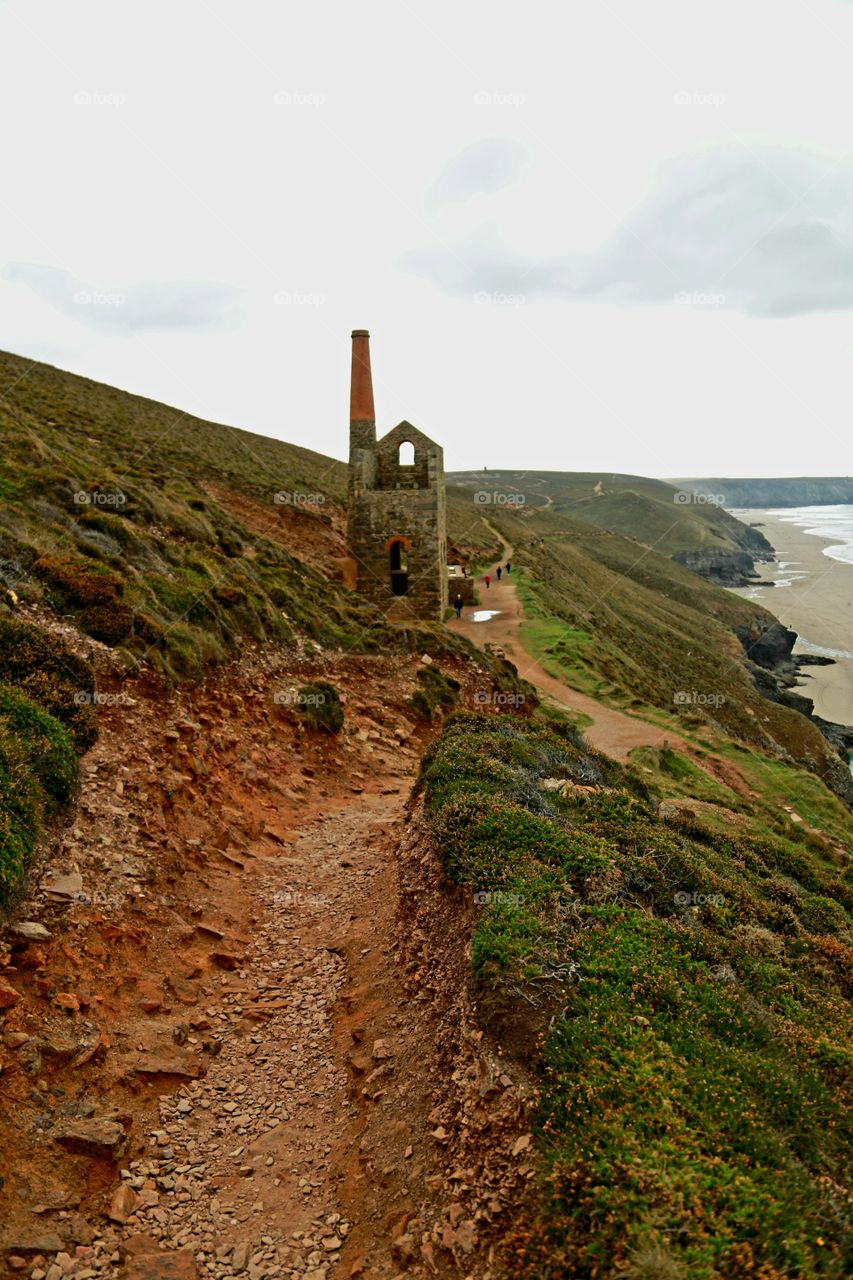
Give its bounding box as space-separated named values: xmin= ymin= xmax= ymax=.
xmin=389 ymin=538 xmax=410 ymax=595
xmin=398 ymin=440 xmax=415 ymax=466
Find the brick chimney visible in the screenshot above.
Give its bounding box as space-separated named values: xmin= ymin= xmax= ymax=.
xmin=349 ymin=329 xmax=376 ymax=458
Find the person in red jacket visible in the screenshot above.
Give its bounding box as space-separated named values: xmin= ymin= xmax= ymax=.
xmin=484 ymin=573 xmax=491 ymax=589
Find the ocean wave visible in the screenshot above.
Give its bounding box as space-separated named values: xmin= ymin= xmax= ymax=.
xmin=770 ymin=504 xmax=853 ymax=565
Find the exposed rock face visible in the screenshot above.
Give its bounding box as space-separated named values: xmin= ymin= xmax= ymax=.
xmin=737 ymin=622 xmax=853 ymax=806
xmin=737 ymin=621 xmax=798 ymax=669
xmin=672 ymin=548 xmax=763 ymax=587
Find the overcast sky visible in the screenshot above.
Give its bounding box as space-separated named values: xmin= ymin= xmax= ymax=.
xmin=2 ymin=0 xmax=853 ymax=477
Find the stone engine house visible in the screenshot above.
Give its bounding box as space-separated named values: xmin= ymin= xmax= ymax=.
xmin=346 ymin=330 xmax=448 ymax=621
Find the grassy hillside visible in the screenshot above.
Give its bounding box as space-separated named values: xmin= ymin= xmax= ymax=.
xmin=420 ymin=712 xmax=853 ymax=1279
xmin=486 ymin=507 xmax=853 ymax=805
xmin=449 ymin=469 xmax=773 ymax=558
xmin=0 ymin=350 xmax=500 ymax=683
xmin=0 ymin=352 xmax=501 ymax=680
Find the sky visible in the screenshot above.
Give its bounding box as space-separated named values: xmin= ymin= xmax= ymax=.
xmin=1 ymin=0 xmax=853 ymax=478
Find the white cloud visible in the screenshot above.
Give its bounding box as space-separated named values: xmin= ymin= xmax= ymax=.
xmin=404 ymin=147 xmax=853 ymax=318
xmin=2 ymin=263 xmax=243 ymax=332
xmin=427 ymin=138 xmax=527 ymax=208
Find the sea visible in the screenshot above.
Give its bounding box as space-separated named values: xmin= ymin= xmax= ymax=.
xmin=770 ymin=504 xmax=853 ymax=566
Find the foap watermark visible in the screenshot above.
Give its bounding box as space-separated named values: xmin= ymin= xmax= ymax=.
xmin=273 ymin=290 xmax=326 ymax=307
xmin=277 ymin=889 xmax=325 ymax=908
xmin=74 ymin=289 xmax=126 ymax=308
xmin=74 ymin=490 xmax=127 ymax=507
xmin=674 ymin=890 xmax=726 ymax=908
xmin=674 ymin=290 xmax=726 ymax=309
xmin=474 ymin=890 xmax=525 ymax=906
xmin=74 ymin=89 xmax=126 ymax=107
xmin=273 ymin=89 xmax=325 ymax=107
xmin=673 ymin=690 xmax=726 ymax=708
xmin=474 ymin=89 xmax=526 ymax=107
xmin=74 ymin=690 xmax=131 ymax=707
xmin=673 ymin=90 xmax=726 ymax=108
xmin=273 ymin=688 xmax=327 ymax=708
xmin=273 ymin=490 xmax=325 ymax=507
xmin=474 ymin=290 xmax=525 ymax=307
xmin=474 ymin=690 xmax=526 ymax=708
xmin=673 ymin=489 xmax=725 ymax=506
xmin=473 ymin=490 xmax=526 ymax=507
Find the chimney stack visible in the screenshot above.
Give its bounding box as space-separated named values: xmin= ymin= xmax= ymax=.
xmin=349 ymin=329 xmax=376 ymax=457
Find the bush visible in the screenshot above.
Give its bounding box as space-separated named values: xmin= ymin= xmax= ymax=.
xmin=0 ymin=618 xmax=98 ymax=751
xmin=298 ymin=681 xmax=344 ymax=734
xmin=0 ymin=727 xmax=42 ymax=905
xmin=799 ymin=893 xmax=849 ymax=936
xmin=33 ymin=554 xmax=122 ymax=606
xmin=407 ymin=664 xmax=461 ymax=722
xmin=82 ymin=601 xmax=134 ymax=645
xmin=0 ymin=684 xmax=78 ymax=805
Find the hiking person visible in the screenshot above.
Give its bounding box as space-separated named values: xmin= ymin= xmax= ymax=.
xmin=505 ymin=561 xmax=512 ymax=574
xmin=496 ymin=565 xmax=502 ymax=581
xmin=484 ymin=573 xmax=491 ymax=589
xmin=454 ymin=593 xmax=463 ymax=619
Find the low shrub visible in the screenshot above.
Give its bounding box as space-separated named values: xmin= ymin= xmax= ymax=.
xmin=82 ymin=602 xmax=135 ymax=645
xmin=33 ymin=554 xmax=122 ymax=606
xmin=0 ymin=684 xmax=78 ymax=805
xmin=0 ymin=618 xmax=98 ymax=750
xmin=408 ymin=664 xmax=461 ymax=722
xmin=298 ymin=681 xmax=344 ymax=734
xmin=0 ymin=727 xmax=41 ymax=905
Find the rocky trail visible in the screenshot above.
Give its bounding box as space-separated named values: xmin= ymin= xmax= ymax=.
xmin=1 ymin=627 xmax=529 ymax=1280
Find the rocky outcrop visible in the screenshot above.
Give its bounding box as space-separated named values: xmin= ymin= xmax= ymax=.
xmin=737 ymin=621 xmax=798 ymax=670
xmin=672 ymin=548 xmax=763 ymax=587
xmin=737 ymin=622 xmax=853 ymax=806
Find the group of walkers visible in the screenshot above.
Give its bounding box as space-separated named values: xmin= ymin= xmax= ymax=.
xmin=453 ymin=560 xmax=511 ymax=619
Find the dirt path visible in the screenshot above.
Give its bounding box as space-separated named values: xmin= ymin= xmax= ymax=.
xmin=0 ymin=638 xmax=472 ymax=1280
xmin=449 ymin=535 xmax=692 ymax=762
xmin=1 ymin=629 xmax=526 ymax=1280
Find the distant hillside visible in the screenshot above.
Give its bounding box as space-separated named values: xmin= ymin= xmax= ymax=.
xmin=485 ymin=503 xmax=853 ymax=805
xmin=675 ymin=476 xmax=853 ymax=507
xmin=449 ymin=469 xmax=773 ymax=579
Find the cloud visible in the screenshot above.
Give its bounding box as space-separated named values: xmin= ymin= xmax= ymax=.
xmin=2 ymin=263 xmax=243 ymax=331
xmin=426 ymin=138 xmax=527 ymax=208
xmin=404 ymin=146 xmax=853 ymax=317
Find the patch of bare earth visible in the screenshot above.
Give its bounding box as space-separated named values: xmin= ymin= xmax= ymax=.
xmin=1 ymin=629 xmax=534 ymax=1280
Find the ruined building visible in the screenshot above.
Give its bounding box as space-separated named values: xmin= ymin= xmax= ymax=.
xmin=346 ymin=330 xmax=448 ymax=621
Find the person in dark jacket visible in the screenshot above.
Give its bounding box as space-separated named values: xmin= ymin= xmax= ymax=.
xmin=454 ymin=593 xmax=463 ymax=619
xmin=505 ymin=561 xmax=512 ymax=574
xmin=496 ymin=565 xmax=502 ymax=581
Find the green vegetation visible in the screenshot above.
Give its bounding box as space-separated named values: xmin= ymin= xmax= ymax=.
xmin=420 ymin=713 xmax=853 ymax=1279
xmin=483 ymin=509 xmax=853 ymax=805
xmin=0 ymin=617 xmax=98 ymax=750
xmin=407 ymin=664 xmax=461 ymax=721
xmin=0 ymin=685 xmax=78 ymax=805
xmin=0 ymin=619 xmax=93 ymax=906
xmin=297 ymin=680 xmax=344 ymax=734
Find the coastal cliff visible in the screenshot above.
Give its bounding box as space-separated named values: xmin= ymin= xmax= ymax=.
xmin=677 ymin=476 xmax=853 ymax=507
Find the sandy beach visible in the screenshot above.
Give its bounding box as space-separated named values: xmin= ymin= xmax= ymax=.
xmin=731 ymin=509 xmax=853 ymax=730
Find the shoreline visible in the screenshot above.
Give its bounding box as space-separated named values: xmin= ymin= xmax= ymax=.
xmin=730 ymin=509 xmax=853 ymax=730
